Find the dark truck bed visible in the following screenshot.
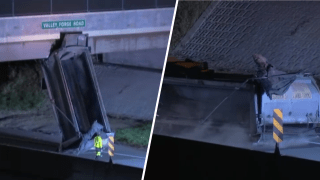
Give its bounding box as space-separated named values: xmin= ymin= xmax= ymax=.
xmin=154 ymin=77 xmax=258 ymax=144
xmin=41 ymin=33 xmax=113 ymax=152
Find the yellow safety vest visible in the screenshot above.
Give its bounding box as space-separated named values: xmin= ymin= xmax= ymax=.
xmin=94 ymin=136 xmax=102 ymax=148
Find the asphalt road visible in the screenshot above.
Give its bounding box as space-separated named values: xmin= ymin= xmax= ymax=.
xmin=153 ymin=123 xmax=320 ymax=162
xmin=92 ymin=64 xmax=155 ymax=168
xmin=0 ymin=127 xmax=147 ymax=169
xmin=76 ymin=144 xmax=147 ymax=169
xmin=280 ymin=136 xmax=320 ymax=162
xmin=94 ymin=63 xmax=162 ymax=121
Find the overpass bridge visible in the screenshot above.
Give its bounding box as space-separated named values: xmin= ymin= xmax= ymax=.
xmin=0 ymin=0 xmax=175 ymax=69
xmin=0 ymin=0 xmax=176 ymax=170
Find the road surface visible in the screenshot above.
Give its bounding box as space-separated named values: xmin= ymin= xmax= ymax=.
xmin=76 ymin=144 xmax=147 ymax=169
xmin=154 ymin=121 xmax=320 ymax=162
xmin=280 ymin=136 xmax=320 ymax=162
xmin=94 ymin=63 xmax=162 ymax=121
xmin=0 ymin=129 xmax=147 ymax=169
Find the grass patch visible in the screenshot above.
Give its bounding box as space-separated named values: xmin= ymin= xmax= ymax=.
xmin=0 ymin=70 xmax=46 ymax=111
xmin=115 ymin=122 xmax=152 ymax=147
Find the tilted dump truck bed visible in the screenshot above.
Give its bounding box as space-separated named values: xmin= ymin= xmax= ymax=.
xmin=41 ymin=33 xmax=114 ymax=152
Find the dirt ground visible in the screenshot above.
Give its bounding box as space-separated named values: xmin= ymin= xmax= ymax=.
xmin=0 ymin=61 xmax=57 ymax=134
xmin=0 ymin=90 xmax=60 ymax=135
xmin=0 ymin=92 xmax=145 ymax=134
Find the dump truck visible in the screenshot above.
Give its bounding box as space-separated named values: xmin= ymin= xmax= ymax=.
xmin=257 ymin=73 xmax=320 ymax=142
xmin=41 ymin=32 xmax=115 ymax=156
xmin=156 ymin=58 xmax=320 ymax=145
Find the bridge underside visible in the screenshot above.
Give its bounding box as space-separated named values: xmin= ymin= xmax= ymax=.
xmin=0 ymin=8 xmax=173 ymax=63
xmin=171 ymin=1 xmax=320 ymax=78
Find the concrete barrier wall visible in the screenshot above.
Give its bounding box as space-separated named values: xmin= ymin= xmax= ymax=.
xmin=0 ymin=8 xmax=174 ymax=62
xmin=102 ymin=48 xmax=167 ymax=70
xmin=0 ymin=8 xmax=173 ymax=42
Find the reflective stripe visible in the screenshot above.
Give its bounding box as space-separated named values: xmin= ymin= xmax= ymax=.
xmin=108 ymin=142 xmax=114 ymax=151
xmin=94 ymin=136 xmax=103 ymax=148
xmin=108 ymin=150 xmax=114 ymax=157
xmin=109 ymin=136 xmax=114 ymax=143
xmin=108 ymin=135 xmax=114 ymax=156
xmin=273 ymin=109 xmax=283 ymax=143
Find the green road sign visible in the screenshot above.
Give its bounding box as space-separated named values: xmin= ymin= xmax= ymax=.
xmin=42 ymin=20 xmax=85 ymax=29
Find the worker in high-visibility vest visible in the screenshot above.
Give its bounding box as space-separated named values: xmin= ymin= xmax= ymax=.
xmin=94 ymin=132 xmax=103 ymax=159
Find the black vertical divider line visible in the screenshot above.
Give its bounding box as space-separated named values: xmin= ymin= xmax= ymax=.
xmin=87 ymin=0 xmax=89 ymax=12
xmin=12 ymin=0 xmax=14 ymax=16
